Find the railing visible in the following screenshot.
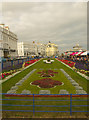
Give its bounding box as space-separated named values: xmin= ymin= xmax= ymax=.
xmin=1 ymin=93 xmax=89 ymax=116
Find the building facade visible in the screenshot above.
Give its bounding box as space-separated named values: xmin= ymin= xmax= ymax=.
xmin=18 ymin=42 xmax=46 ymax=57
xmin=46 ymin=41 xmax=58 ymax=57
xmin=36 ymin=43 xmax=46 ymax=56
xmin=18 ymin=42 xmax=38 ymax=57
xmin=0 ymin=24 xmax=18 ymax=58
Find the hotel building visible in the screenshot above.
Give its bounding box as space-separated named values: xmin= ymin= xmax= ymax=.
xmin=0 ymin=24 xmax=18 ymax=58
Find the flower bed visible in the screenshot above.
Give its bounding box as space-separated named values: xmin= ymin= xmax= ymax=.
xmin=1 ymin=59 xmax=39 ymax=80
xmin=40 ymin=73 xmax=54 ymax=77
xmin=37 ymin=70 xmax=58 ymax=74
xmin=0 ymin=70 xmax=17 ymax=79
xmin=37 ymin=70 xmax=58 ymax=77
xmin=57 ymin=58 xmax=89 ymax=78
xmin=24 ymin=59 xmax=39 ymax=67
xmin=31 ymin=78 xmax=62 ymax=88
xmin=79 ymin=70 xmax=89 ymax=77
xmin=57 ymin=59 xmax=75 ymax=68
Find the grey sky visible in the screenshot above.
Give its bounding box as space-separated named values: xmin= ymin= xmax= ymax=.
xmin=2 ymin=2 xmax=87 ymax=53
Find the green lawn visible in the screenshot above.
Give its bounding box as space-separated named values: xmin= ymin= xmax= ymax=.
xmin=2 ymin=58 xmax=88 ymax=93
xmin=1 ymin=58 xmax=88 ymax=118
xmin=16 ymin=69 xmax=76 ymax=94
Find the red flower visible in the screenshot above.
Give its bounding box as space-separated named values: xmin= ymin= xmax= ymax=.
xmin=37 ymin=70 xmax=58 ymax=77
xmin=31 ymin=78 xmax=62 ymax=88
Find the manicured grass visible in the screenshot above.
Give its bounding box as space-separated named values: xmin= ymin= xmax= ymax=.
xmin=2 ymin=60 xmax=41 ymax=93
xmin=2 ymin=58 xmax=88 ymax=94
xmin=16 ymin=69 xmax=76 ymax=94
xmin=2 ymin=96 xmax=87 ymax=118
xmin=56 ymin=59 xmax=88 ymax=92
xmin=1 ymin=58 xmax=88 ymax=118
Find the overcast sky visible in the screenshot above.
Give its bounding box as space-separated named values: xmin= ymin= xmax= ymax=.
xmin=1 ymin=2 xmax=87 ymax=53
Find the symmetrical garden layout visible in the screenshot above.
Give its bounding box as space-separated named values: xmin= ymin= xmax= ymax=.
xmin=2 ymin=58 xmax=88 ymax=118
xmin=2 ymin=58 xmax=87 ymax=94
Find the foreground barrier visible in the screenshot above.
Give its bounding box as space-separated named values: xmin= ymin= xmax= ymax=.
xmin=1 ymin=93 xmax=89 ymax=116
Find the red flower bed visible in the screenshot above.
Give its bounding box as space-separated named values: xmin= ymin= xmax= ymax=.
xmin=37 ymin=70 xmax=58 ymax=77
xmin=0 ymin=71 xmax=15 ymax=79
xmin=24 ymin=59 xmax=39 ymax=67
xmin=57 ymin=59 xmax=75 ymax=68
xmin=37 ymin=70 xmax=58 ymax=74
xmin=40 ymin=73 xmax=54 ymax=77
xmin=31 ymin=78 xmax=62 ymax=88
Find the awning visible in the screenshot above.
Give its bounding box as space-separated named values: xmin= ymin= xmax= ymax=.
xmin=81 ymin=51 xmax=87 ymax=56
xmin=75 ymin=52 xmax=82 ymax=56
xmin=78 ymin=52 xmax=84 ymax=56
xmin=70 ymin=52 xmax=75 ymax=56
xmin=70 ymin=52 xmax=78 ymax=56
xmin=74 ymin=52 xmax=78 ymax=55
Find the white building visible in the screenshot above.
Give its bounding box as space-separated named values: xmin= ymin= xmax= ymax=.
xmin=18 ymin=42 xmax=38 ymax=57
xmin=46 ymin=41 xmax=58 ymax=57
xmin=37 ymin=43 xmax=46 ymax=56
xmin=0 ymin=24 xmax=18 ymax=58
xmin=18 ymin=42 xmax=46 ymax=57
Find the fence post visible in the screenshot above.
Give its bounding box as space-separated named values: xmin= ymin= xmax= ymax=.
xmin=33 ymin=94 xmax=35 ymax=116
xmin=70 ymin=93 xmax=72 ymax=116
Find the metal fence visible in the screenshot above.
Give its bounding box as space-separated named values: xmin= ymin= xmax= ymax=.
xmin=1 ymin=93 xmax=89 ymax=116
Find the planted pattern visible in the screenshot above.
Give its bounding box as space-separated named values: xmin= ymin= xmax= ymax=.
xmin=31 ymin=78 xmax=62 ymax=88
xmin=37 ymin=70 xmax=58 ymax=77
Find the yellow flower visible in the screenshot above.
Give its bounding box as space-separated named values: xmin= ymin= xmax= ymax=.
xmin=22 ymin=62 xmax=25 ymax=69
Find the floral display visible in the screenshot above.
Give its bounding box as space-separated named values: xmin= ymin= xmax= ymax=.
xmin=37 ymin=70 xmax=58 ymax=74
xmin=85 ymin=71 xmax=89 ymax=76
xmin=24 ymin=59 xmax=39 ymax=67
xmin=40 ymin=73 xmax=54 ymax=77
xmin=79 ymin=70 xmax=89 ymax=76
xmin=31 ymin=78 xmax=62 ymax=88
xmin=1 ymin=59 xmax=39 ymax=80
xmin=57 ymin=59 xmax=75 ymax=68
xmin=75 ymin=62 xmax=88 ymax=71
xmin=57 ymin=58 xmax=89 ymax=78
xmin=0 ymin=70 xmax=16 ymax=79
xmin=37 ymin=70 xmax=58 ymax=77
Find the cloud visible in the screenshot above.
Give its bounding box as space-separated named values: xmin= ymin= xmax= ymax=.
xmin=2 ymin=2 xmax=87 ymax=53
